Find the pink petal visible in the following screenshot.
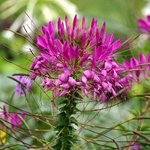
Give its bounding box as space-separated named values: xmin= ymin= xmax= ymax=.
xmin=112 ymin=40 xmax=121 ymax=52
xmin=139 ymin=53 xmax=146 ymax=64
xmin=68 ymin=77 xmax=76 ymax=86
xmin=37 ymin=36 xmax=47 ymax=49
xmin=82 ymin=75 xmax=87 ymax=84
xmin=99 ymin=22 xmax=106 ymax=39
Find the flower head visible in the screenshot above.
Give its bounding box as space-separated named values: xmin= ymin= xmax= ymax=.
xmin=124 ymin=53 xmax=150 ymax=82
xmin=0 ymin=106 xmax=26 ymax=130
xmin=30 ymin=15 xmax=133 ymax=102
xmin=15 ymin=76 xmax=32 ymax=96
xmin=138 ymin=15 xmax=150 ymax=34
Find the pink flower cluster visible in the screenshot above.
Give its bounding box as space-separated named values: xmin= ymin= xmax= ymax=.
xmin=30 ymin=15 xmax=140 ymax=101
xmin=0 ymin=106 xmax=26 ymax=130
xmin=138 ymin=15 xmax=150 ymax=33
xmin=15 ymin=76 xmax=32 ymax=96
xmin=124 ymin=53 xmax=150 ymax=82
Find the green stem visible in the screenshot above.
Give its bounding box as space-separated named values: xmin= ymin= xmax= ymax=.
xmin=125 ymin=99 xmax=150 ymax=150
xmin=53 ymin=92 xmax=79 ymax=150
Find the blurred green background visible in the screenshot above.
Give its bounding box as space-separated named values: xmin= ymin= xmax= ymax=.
xmin=0 ymin=0 xmax=150 ymax=149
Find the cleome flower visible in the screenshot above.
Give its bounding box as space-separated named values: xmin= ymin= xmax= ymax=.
xmin=124 ymin=53 xmax=150 ymax=82
xmin=30 ymin=15 xmax=134 ymax=102
xmin=0 ymin=106 xmax=26 ymax=130
xmin=138 ymin=15 xmax=150 ymax=34
xmin=15 ymin=76 xmax=32 ymax=96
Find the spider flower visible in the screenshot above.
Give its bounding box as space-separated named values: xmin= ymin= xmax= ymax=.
xmin=30 ymin=15 xmax=132 ymax=102
xmin=124 ymin=53 xmax=150 ymax=82
xmin=15 ymin=76 xmax=32 ymax=96
xmin=0 ymin=106 xmax=26 ymax=130
xmin=138 ymin=15 xmax=150 ymax=33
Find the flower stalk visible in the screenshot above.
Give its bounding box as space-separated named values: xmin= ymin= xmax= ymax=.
xmin=125 ymin=99 xmax=150 ymax=150
xmin=53 ymin=92 xmax=79 ymax=150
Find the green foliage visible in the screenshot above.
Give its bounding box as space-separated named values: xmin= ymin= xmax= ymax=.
xmin=53 ymin=94 xmax=78 ymax=150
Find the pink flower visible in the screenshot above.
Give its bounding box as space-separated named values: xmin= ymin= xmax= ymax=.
xmin=132 ymin=142 xmax=142 ymax=150
xmin=138 ymin=15 xmax=150 ymax=33
xmin=1 ymin=106 xmax=26 ymax=130
xmin=124 ymin=53 xmax=150 ymax=82
xmin=10 ymin=113 xmax=26 ymax=130
xmin=81 ymin=59 xmax=129 ymax=101
xmin=30 ymin=15 xmax=133 ymax=102
xmin=15 ymin=76 xmax=32 ymax=96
